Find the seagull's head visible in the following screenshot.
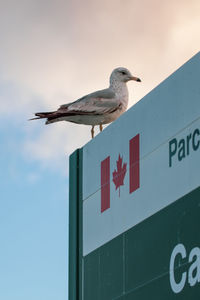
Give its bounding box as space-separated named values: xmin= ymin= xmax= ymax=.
xmin=110 ymin=67 xmax=141 ymax=84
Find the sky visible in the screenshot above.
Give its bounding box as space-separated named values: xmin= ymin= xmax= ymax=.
xmin=0 ymin=0 xmax=200 ymax=299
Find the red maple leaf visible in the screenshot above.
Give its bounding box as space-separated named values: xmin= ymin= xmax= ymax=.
xmin=112 ymin=154 xmax=127 ymax=197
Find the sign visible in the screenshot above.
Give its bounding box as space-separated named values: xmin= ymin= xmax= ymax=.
xmin=69 ymin=51 xmax=200 ymax=300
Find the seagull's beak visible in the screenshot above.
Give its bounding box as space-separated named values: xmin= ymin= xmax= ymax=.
xmin=130 ymin=76 xmax=141 ymax=82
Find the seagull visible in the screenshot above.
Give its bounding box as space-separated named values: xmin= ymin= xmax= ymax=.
xmin=30 ymin=67 xmax=141 ymax=138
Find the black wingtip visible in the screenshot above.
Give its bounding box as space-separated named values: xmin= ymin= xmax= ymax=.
xmin=28 ymin=117 xmax=40 ymax=121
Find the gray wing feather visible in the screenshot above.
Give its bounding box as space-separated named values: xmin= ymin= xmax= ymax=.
xmin=87 ymin=88 xmax=115 ymax=99
xmin=58 ymin=88 xmax=118 ymax=115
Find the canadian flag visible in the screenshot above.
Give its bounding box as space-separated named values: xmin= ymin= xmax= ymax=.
xmin=101 ymin=134 xmax=140 ymax=213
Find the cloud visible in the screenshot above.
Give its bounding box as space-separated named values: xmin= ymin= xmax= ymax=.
xmin=0 ymin=0 xmax=200 ymax=172
xmin=0 ymin=79 xmax=45 ymax=117
xmin=23 ymin=122 xmax=90 ymax=172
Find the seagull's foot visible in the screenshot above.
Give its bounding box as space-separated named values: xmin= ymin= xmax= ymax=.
xmin=99 ymin=124 xmax=103 ymax=132
xmin=91 ymin=126 xmax=94 ymax=139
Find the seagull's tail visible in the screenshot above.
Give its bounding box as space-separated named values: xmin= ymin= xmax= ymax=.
xmin=29 ymin=110 xmax=67 ymax=124
xmin=29 ymin=111 xmax=56 ymax=122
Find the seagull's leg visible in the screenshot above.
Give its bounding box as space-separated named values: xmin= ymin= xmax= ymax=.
xmin=91 ymin=126 xmax=94 ymax=139
xmin=99 ymin=124 xmax=103 ymax=132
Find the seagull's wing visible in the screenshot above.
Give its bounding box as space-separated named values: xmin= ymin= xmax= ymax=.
xmin=59 ymin=88 xmax=120 ymax=115
xmin=31 ymin=89 xmax=121 ymax=124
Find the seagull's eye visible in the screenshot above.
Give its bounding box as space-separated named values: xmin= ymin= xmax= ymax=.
xmin=120 ymin=71 xmax=126 ymax=75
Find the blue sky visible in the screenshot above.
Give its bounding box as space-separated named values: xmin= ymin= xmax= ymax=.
xmin=0 ymin=0 xmax=200 ymax=299
xmin=0 ymin=116 xmax=68 ymax=299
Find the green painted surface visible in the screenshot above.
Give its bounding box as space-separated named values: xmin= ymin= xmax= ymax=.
xmin=69 ymin=149 xmax=83 ymax=300
xmin=84 ymin=251 xmax=100 ymax=300
xmin=83 ymin=187 xmax=200 ymax=299
xmin=78 ymin=149 xmax=83 ymax=300
xmin=83 ymin=235 xmax=124 ymax=300
xmin=69 ymin=150 xmax=78 ymax=300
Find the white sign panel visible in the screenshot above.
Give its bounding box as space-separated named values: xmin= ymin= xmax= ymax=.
xmin=82 ymin=52 xmax=200 ymax=256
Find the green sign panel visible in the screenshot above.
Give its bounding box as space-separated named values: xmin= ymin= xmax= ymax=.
xmin=83 ymin=187 xmax=200 ymax=299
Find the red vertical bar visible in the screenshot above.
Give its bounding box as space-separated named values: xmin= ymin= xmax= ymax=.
xmin=129 ymin=134 xmax=140 ymax=193
xmin=101 ymin=156 xmax=110 ymax=213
